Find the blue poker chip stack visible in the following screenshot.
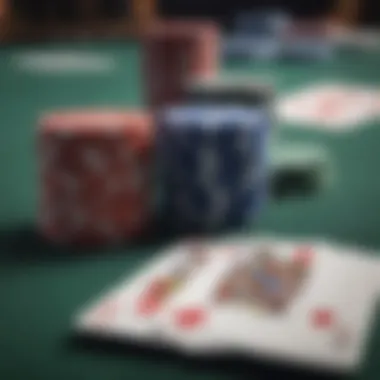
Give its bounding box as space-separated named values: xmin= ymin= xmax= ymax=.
xmin=224 ymin=9 xmax=291 ymax=61
xmin=279 ymin=22 xmax=335 ymax=62
xmin=234 ymin=9 xmax=291 ymax=37
xmin=158 ymin=105 xmax=271 ymax=233
xmin=223 ymin=36 xmax=281 ymax=61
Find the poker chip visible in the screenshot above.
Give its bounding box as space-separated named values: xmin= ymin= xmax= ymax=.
xmin=141 ymin=20 xmax=220 ymax=109
xmin=224 ymin=35 xmax=282 ymax=62
xmin=186 ymin=76 xmax=274 ymax=108
xmin=270 ymin=143 xmax=333 ymax=198
xmin=38 ymin=110 xmax=154 ymax=246
xmin=234 ymin=9 xmax=291 ymax=38
xmin=226 ymin=10 xmax=290 ymax=61
xmin=158 ymin=105 xmax=271 ymax=233
xmin=280 ymin=21 xmax=335 ymax=61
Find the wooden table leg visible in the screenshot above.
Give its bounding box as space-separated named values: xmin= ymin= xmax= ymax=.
xmin=0 ymin=0 xmax=11 ymax=40
xmin=333 ymin=0 xmax=360 ymax=27
xmin=131 ymin=0 xmax=157 ymax=34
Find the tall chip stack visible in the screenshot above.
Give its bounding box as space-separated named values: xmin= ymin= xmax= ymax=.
xmin=38 ymin=110 xmax=154 ymax=246
xmin=234 ymin=9 xmax=291 ymax=37
xmin=141 ymin=20 xmax=220 ymax=110
xmin=225 ymin=9 xmax=291 ymax=61
xmin=158 ymin=104 xmax=272 ymax=233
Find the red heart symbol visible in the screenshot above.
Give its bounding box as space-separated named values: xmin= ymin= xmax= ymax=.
xmin=293 ymin=246 xmax=314 ymax=266
xmin=136 ymin=278 xmax=172 ymax=316
xmin=174 ymin=307 xmax=207 ymax=330
xmin=312 ymin=308 xmax=335 ymax=329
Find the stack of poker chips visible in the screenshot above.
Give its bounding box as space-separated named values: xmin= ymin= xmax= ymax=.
xmin=224 ymin=9 xmax=291 ymax=61
xmin=158 ymin=79 xmax=274 ymax=233
xmin=141 ymin=20 xmax=220 ymax=110
xmin=36 ymin=20 xmax=276 ymax=245
xmin=270 ymin=143 xmax=333 ymax=199
xmin=280 ymin=21 xmax=335 ymax=61
xmin=37 ymin=20 xmax=222 ymax=247
xmin=234 ymin=9 xmax=291 ymax=37
xmin=38 ymin=110 xmax=154 ymax=246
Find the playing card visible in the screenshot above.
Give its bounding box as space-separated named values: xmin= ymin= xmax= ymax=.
xmin=73 ymin=240 xmax=218 ymax=345
xmin=277 ymin=83 xmax=380 ymax=132
xmin=158 ymin=237 xmax=379 ymax=373
xmin=154 ymin=238 xmax=257 ymax=354
xmin=156 ymin=237 xmax=327 ymax=355
xmin=220 ymin=240 xmax=380 ymax=373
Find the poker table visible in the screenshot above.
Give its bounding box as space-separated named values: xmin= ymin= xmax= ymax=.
xmin=0 ymin=40 xmax=380 ymax=380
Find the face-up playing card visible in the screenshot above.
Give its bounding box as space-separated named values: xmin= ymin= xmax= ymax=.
xmin=156 ymin=238 xmax=320 ymax=354
xmin=73 ymin=240 xmax=218 ymax=344
xmin=158 ymin=238 xmax=379 ymax=373
xmin=220 ymin=241 xmax=379 ymax=373
xmin=277 ymin=83 xmax=380 ymax=132
xmin=153 ymin=241 xmax=245 ymax=354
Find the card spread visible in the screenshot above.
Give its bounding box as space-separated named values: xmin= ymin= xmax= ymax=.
xmin=73 ymin=237 xmax=380 ymax=374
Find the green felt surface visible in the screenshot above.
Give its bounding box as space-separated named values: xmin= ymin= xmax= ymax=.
xmin=1 ymin=41 xmax=380 ymax=380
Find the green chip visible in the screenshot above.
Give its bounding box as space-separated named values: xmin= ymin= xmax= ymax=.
xmin=269 ymin=143 xmax=334 ymax=198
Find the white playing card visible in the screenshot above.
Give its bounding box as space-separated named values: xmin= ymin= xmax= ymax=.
xmin=159 ymin=237 xmax=379 ymax=373
xmin=73 ymin=240 xmax=218 ymax=345
xmin=222 ymin=240 xmax=380 ymax=373
xmin=156 ymin=237 xmax=325 ymax=354
xmin=277 ymin=83 xmax=380 ymax=132
xmin=154 ymin=239 xmax=254 ymax=355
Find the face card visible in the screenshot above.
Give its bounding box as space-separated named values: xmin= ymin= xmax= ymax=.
xmin=73 ymin=240 xmax=217 ymax=344
xmin=219 ymin=241 xmax=380 ymax=373
xmin=154 ymin=240 xmax=247 ymax=354
xmin=158 ymin=237 xmax=379 ymax=373
xmin=156 ymin=237 xmax=323 ymax=355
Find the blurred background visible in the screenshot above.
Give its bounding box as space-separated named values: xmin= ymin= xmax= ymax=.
xmin=1 ymin=2 xmax=380 ymax=380
xmin=0 ymin=0 xmax=375 ymax=41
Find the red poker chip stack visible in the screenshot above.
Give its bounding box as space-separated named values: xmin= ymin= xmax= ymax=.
xmin=141 ymin=20 xmax=221 ymax=110
xmin=38 ymin=110 xmax=154 ymax=246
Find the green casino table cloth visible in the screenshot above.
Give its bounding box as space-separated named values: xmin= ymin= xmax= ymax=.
xmin=0 ymin=41 xmax=379 ymax=380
